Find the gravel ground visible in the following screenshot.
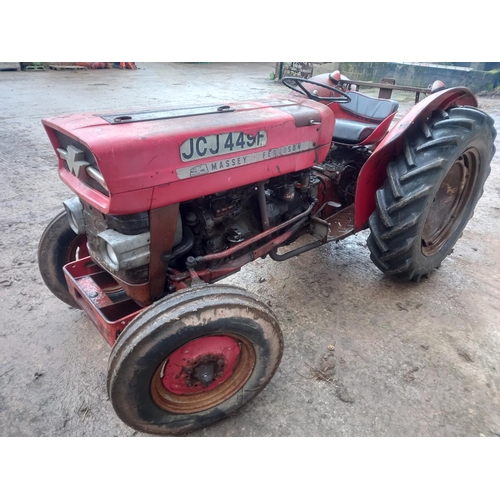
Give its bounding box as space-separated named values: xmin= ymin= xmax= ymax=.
xmin=0 ymin=62 xmax=499 ymax=437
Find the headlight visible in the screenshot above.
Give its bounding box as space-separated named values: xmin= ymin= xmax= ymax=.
xmin=63 ymin=197 xmax=86 ymax=234
xmin=98 ymin=229 xmax=150 ymax=271
xmin=106 ymin=243 xmax=119 ymax=267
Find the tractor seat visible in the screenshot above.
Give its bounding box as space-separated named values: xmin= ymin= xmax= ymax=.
xmin=333 ymin=91 xmax=399 ymax=144
xmin=333 ymin=120 xmax=378 ymax=144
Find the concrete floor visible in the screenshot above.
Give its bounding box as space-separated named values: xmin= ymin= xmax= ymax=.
xmin=1 ymin=62 xmax=499 ymax=437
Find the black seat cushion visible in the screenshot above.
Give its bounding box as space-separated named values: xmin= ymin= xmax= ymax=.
xmin=340 ymin=92 xmax=399 ymax=122
xmin=332 ymin=119 xmax=377 ymax=144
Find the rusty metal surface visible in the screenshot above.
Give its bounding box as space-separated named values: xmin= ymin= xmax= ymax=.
xmin=167 ymin=198 xmax=317 ymax=286
xmin=77 ymin=276 xmax=114 ymax=309
xmin=259 ymin=220 xmax=307 ymax=259
xmin=166 ymin=216 xmax=308 ymax=287
xmin=63 ymin=257 xmax=145 ymax=345
xmin=191 ymin=200 xmax=316 ymax=265
xmin=148 ymin=204 xmax=179 ymax=300
xmin=339 ymin=78 xmax=431 ymax=104
xmin=270 ymin=239 xmax=322 ymax=261
xmin=326 ymin=205 xmax=355 ymax=240
xmin=422 ymin=149 xmax=479 ymax=256
xmin=112 ymin=275 xmax=151 ymax=307
xmin=160 ymin=336 xmax=241 ymax=394
xmin=340 ymin=78 xmax=432 ymax=96
xmin=168 ymin=254 xmax=252 ymax=289
xmin=258 ymin=183 xmax=270 ymax=231
xmin=151 ymin=333 xmax=256 ymax=414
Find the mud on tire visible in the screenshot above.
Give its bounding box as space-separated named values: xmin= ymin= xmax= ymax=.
xmin=107 ymin=284 xmax=284 ymax=436
xmin=368 ymin=106 xmax=496 ymax=281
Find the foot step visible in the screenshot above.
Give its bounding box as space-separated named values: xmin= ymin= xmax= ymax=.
xmin=326 ymin=205 xmax=355 ymax=240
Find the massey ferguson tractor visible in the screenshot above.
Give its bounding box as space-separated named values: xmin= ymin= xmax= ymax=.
xmin=38 ymin=71 xmax=496 ymax=435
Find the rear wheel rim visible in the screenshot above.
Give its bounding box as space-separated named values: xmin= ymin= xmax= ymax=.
xmin=151 ymin=334 xmax=256 ymax=414
xmin=421 ymin=148 xmax=479 ymax=256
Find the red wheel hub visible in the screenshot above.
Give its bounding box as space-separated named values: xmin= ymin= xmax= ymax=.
xmin=161 ymin=336 xmax=241 ymax=395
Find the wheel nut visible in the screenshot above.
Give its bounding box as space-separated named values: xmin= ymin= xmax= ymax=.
xmin=185 ymin=380 xmax=193 ymax=387
xmin=217 ymin=359 xmax=225 ymax=367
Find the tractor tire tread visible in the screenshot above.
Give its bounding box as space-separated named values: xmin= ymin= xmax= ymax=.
xmin=367 ymin=106 xmax=496 ymax=281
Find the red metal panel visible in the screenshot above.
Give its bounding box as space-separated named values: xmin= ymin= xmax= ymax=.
xmin=162 ymin=336 xmax=241 ymax=394
xmin=42 ymin=97 xmax=334 ymax=214
xmin=359 ymin=112 xmax=397 ymax=146
xmin=150 ymin=147 xmax=327 ymax=209
xmin=63 ymin=257 xmax=145 ymax=346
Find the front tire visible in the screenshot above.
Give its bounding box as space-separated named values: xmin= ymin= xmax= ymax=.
xmin=368 ymin=106 xmax=496 ymax=281
xmin=107 ymin=284 xmax=284 ymax=435
xmin=38 ymin=211 xmax=88 ymax=308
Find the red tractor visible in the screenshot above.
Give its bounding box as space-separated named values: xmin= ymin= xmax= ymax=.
xmin=38 ymin=71 xmax=496 ymax=435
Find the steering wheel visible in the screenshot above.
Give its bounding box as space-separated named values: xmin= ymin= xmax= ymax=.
xmin=282 ymin=77 xmax=351 ymax=103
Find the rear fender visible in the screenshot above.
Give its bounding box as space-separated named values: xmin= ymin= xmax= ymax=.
xmin=353 ymin=87 xmax=478 ymax=230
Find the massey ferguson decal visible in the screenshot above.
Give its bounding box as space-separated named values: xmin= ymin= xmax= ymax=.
xmin=180 ymin=131 xmax=267 ymax=162
xmin=176 ymin=141 xmax=315 ymax=179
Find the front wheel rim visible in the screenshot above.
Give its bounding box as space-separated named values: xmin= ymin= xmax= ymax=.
xmin=421 ymin=148 xmax=479 ymax=256
xmin=65 ymin=234 xmax=89 ymax=261
xmin=151 ymin=334 xmax=256 ymax=414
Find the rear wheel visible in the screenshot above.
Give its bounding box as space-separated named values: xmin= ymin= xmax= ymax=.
xmin=368 ymin=106 xmax=496 ymax=281
xmin=38 ymin=211 xmax=88 ymax=308
xmin=107 ymin=284 xmax=284 ymax=435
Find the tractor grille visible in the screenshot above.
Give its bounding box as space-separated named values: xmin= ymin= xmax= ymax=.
xmin=53 ymin=130 xmax=108 ymax=196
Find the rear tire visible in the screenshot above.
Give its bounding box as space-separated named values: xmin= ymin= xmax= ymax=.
xmin=368 ymin=106 xmax=496 ymax=281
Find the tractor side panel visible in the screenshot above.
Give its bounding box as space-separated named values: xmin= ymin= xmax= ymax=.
xmin=353 ymin=88 xmax=478 ymax=230
xmin=151 ymin=145 xmax=329 ymax=209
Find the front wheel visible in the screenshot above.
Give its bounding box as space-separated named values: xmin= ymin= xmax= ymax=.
xmin=107 ymin=284 xmax=284 ymax=435
xmin=38 ymin=211 xmax=88 ymax=308
xmin=368 ymin=106 xmax=496 ymax=281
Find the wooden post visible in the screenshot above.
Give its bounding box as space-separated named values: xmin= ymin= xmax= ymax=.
xmin=379 ymin=78 xmax=396 ymax=99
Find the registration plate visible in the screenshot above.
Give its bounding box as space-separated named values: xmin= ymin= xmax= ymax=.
xmin=180 ymin=131 xmax=267 ymax=162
